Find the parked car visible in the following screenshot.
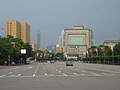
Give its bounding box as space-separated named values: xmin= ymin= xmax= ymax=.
xmin=66 ymin=61 xmax=73 ymax=66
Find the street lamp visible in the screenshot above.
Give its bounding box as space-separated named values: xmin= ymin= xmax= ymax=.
xmin=8 ymin=38 xmax=16 ymax=65
xmin=21 ymin=49 xmax=26 ymax=64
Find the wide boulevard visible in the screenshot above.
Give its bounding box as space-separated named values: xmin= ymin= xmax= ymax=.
xmin=0 ymin=61 xmax=120 ymax=90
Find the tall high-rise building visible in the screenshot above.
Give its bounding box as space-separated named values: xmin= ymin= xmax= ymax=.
xmin=59 ymin=26 xmax=93 ymax=55
xmin=37 ymin=30 xmax=41 ymax=49
xmin=5 ymin=20 xmax=30 ymax=43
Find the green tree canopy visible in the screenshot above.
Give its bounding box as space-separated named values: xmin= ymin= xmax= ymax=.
xmin=114 ymin=43 xmax=120 ymax=55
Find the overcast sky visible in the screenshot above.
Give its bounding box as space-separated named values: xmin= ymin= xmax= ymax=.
xmin=0 ymin=0 xmax=120 ymax=48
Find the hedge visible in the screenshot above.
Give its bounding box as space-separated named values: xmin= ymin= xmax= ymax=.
xmin=82 ymin=55 xmax=120 ymax=65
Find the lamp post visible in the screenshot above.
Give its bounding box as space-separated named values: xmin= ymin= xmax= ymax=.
xmin=8 ymin=38 xmax=16 ymax=65
xmin=21 ymin=49 xmax=26 ymax=64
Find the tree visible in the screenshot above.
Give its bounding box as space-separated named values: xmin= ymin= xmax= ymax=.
xmin=25 ymin=43 xmax=33 ymax=57
xmin=114 ymin=43 xmax=120 ymax=55
xmin=0 ymin=36 xmax=12 ymax=65
xmin=0 ymin=35 xmax=34 ymax=65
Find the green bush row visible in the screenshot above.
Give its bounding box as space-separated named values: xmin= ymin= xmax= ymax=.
xmin=82 ymin=55 xmax=120 ymax=65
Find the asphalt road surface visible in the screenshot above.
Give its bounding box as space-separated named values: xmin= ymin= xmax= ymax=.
xmin=0 ymin=61 xmax=120 ymax=90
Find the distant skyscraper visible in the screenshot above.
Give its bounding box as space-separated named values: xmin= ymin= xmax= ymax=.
xmin=37 ymin=30 xmax=41 ymax=49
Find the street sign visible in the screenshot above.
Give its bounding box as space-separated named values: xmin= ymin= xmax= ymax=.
xmin=21 ymin=49 xmax=26 ymax=54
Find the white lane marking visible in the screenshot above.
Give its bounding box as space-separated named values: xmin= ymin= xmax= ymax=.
xmin=27 ymin=67 xmax=33 ymax=70
xmin=82 ymin=70 xmax=86 ymax=72
xmin=9 ymin=67 xmax=19 ymax=70
xmin=10 ymin=75 xmax=15 ymax=77
xmin=81 ymin=74 xmax=85 ymax=76
xmin=33 ymin=74 xmax=35 ymax=77
xmin=101 ymin=73 xmax=115 ymax=76
xmin=32 ymin=64 xmax=40 ymax=77
xmin=34 ymin=64 xmax=40 ymax=74
xmin=18 ymin=74 xmax=21 ymax=76
xmin=59 ymin=71 xmax=61 ymax=73
xmin=49 ymin=74 xmax=54 ymax=76
xmin=9 ymin=72 xmax=13 ymax=74
xmin=63 ymin=73 xmax=67 ymax=76
xmin=56 ymin=69 xmax=58 ymax=71
xmin=84 ymin=67 xmax=120 ymax=74
xmin=73 ymin=73 xmax=78 ymax=75
xmin=0 ymin=74 xmax=7 ymax=77
xmin=91 ymin=73 xmax=100 ymax=76
xmin=101 ymin=73 xmax=108 ymax=75
xmin=28 ymin=67 xmax=33 ymax=69
xmin=1 ymin=74 xmax=119 ymax=78
xmin=45 ymin=73 xmax=47 ymax=76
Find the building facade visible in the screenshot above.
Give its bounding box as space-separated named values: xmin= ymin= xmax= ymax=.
xmin=59 ymin=26 xmax=93 ymax=56
xmin=52 ymin=44 xmax=61 ymax=54
xmin=5 ymin=20 xmax=30 ymax=43
xmin=30 ymin=40 xmax=38 ymax=51
xmin=103 ymin=40 xmax=120 ymax=47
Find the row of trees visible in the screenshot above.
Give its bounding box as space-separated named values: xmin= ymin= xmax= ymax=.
xmin=87 ymin=43 xmax=120 ymax=56
xmin=82 ymin=43 xmax=120 ymax=65
xmin=35 ymin=50 xmax=54 ymax=61
xmin=0 ymin=35 xmax=34 ymax=65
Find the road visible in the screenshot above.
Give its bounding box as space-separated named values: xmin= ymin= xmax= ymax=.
xmin=0 ymin=62 xmax=120 ymax=90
